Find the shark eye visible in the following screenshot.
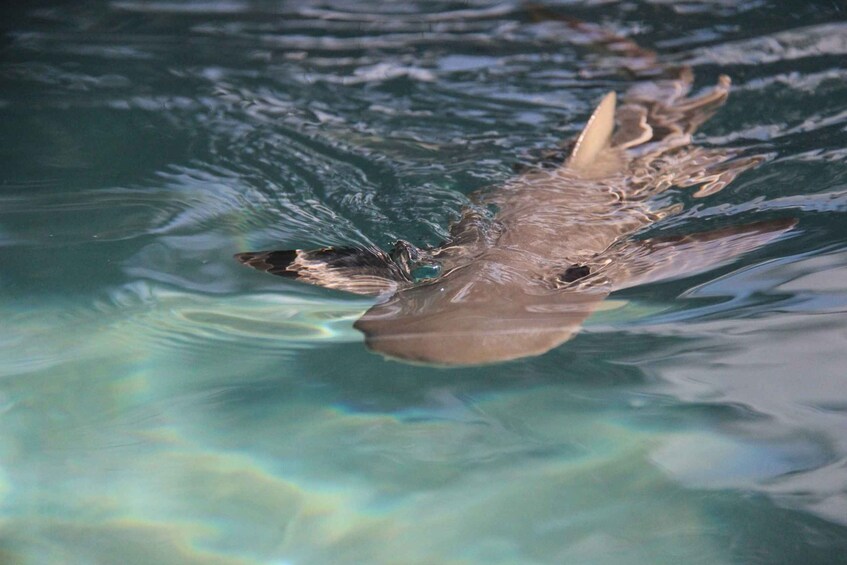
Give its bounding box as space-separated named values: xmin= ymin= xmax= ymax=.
xmin=560 ymin=265 xmax=590 ymax=283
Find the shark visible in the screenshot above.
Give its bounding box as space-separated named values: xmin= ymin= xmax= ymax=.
xmin=235 ymin=20 xmax=795 ymax=366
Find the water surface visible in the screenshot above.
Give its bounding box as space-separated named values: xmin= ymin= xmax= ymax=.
xmin=2 ymin=1 xmax=847 ymax=563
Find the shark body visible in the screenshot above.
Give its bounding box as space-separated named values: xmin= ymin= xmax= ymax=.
xmin=237 ymin=31 xmax=794 ymax=366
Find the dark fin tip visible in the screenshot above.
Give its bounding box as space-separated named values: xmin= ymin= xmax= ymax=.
xmin=233 ymin=251 xmax=257 ymax=263
xmin=234 ymin=249 xmax=299 ymax=278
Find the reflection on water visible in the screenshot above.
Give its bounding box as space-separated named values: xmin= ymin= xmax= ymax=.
xmin=2 ymin=293 xmax=837 ymax=563
xmin=2 ymin=1 xmax=847 ymax=563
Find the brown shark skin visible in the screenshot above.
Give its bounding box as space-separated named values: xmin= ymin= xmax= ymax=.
xmin=349 ymin=157 xmax=793 ymax=366
xmin=353 ymin=252 xmax=607 ymax=365
xmin=236 ymin=21 xmax=796 ymax=366
xmin=348 ymin=73 xmax=794 ymax=366
xmin=353 ymin=216 xmax=795 ymax=366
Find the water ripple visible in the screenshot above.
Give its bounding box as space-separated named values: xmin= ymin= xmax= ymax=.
xmin=3 ymin=1 xmax=847 ymax=562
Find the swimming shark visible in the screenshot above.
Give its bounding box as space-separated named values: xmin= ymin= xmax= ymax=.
xmin=236 ymin=25 xmax=795 ymax=366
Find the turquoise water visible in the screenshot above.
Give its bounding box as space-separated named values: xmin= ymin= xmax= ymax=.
xmin=2 ymin=1 xmax=847 ymax=563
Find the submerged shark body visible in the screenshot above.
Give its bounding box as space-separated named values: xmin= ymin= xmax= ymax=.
xmin=237 ymin=31 xmax=794 ymax=366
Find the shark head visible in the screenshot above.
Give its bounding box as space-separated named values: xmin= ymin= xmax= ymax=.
xmin=353 ymin=253 xmax=606 ymax=365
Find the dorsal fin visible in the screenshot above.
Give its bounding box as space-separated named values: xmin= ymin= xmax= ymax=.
xmin=568 ymin=91 xmax=616 ymax=171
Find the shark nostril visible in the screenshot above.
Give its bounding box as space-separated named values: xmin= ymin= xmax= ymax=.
xmin=560 ymin=265 xmax=591 ymax=283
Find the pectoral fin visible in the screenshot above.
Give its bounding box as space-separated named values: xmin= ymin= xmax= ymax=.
xmin=609 ymin=218 xmax=797 ymax=291
xmin=235 ymin=246 xmax=410 ymax=296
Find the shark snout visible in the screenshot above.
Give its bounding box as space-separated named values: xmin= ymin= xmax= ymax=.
xmin=356 ymin=316 xmax=582 ymax=365
xmin=354 ymin=282 xmax=604 ymax=366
